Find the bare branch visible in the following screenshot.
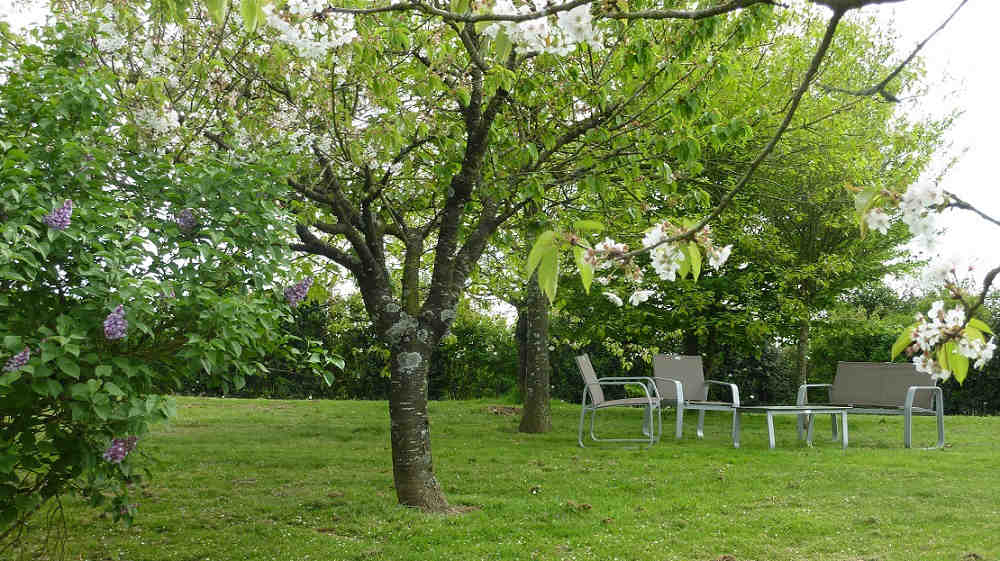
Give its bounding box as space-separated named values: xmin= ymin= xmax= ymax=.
xmin=945 ymin=190 xmax=1000 ymax=230
xmin=818 ymin=0 xmax=969 ymax=102
xmin=621 ymin=6 xmax=848 ymax=259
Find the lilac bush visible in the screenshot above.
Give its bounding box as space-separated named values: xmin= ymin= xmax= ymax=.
xmin=284 ymin=276 xmax=313 ymax=308
xmin=103 ymin=305 xmax=127 ymax=340
xmin=102 ymin=435 xmax=138 ymax=464
xmin=43 ymin=199 xmax=73 ymax=230
xmin=175 ymin=208 xmax=198 ymax=232
xmin=3 ymin=347 xmax=30 ymax=372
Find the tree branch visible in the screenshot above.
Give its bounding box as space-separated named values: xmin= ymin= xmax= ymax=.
xmin=818 ymin=0 xmax=969 ymax=102
xmin=622 ymin=6 xmax=847 ymax=259
xmin=945 ymin=190 xmax=1000 ymax=229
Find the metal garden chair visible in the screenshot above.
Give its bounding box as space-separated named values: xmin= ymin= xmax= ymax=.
xmin=575 ymin=354 xmax=661 ymax=447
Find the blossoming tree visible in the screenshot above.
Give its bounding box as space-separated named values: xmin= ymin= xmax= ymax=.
xmin=49 ymin=0 xmax=977 ymax=515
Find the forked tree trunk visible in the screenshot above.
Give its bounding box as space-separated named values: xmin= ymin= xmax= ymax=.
xmin=517 ymin=275 xmax=552 ymax=433
xmin=387 ymin=339 xmax=449 ymax=511
xmin=796 ymin=318 xmax=810 ymax=387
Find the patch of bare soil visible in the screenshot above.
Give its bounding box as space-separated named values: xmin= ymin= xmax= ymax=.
xmin=485 ymin=405 xmax=521 ymax=416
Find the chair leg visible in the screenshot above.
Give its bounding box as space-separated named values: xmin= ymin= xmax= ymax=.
xmin=840 ymin=411 xmax=849 ymax=450
xmin=578 ymin=407 xmax=588 ymax=448
xmin=696 ymin=410 xmax=706 ymax=439
xmin=590 ymin=407 xmax=599 ymax=441
xmin=675 ymin=405 xmax=684 ymax=439
xmin=830 ymin=413 xmax=838 ymax=441
xmin=904 ymin=406 xmax=912 ymax=448
xmin=732 ymin=410 xmax=741 ymax=448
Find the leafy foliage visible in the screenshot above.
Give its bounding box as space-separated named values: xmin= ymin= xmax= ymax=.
xmin=0 ymin=24 xmax=332 ymax=540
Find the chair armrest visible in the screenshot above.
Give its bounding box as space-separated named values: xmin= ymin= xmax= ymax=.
xmin=905 ymin=385 xmax=943 ymax=412
xmin=797 ymin=383 xmax=833 ymax=405
xmin=593 ymin=377 xmax=661 ymax=401
xmin=652 ymin=376 xmax=685 ymax=404
xmin=705 ymin=380 xmax=740 ymax=407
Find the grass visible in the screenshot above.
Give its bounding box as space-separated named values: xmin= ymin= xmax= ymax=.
xmin=19 ymin=397 xmax=1000 ymax=561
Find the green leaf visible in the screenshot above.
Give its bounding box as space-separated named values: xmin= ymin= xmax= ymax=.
xmin=950 ymin=349 xmax=969 ymax=384
xmin=573 ymin=246 xmax=594 ymax=294
xmin=240 ymin=0 xmax=258 ymax=32
xmin=329 ymin=355 xmax=346 ymax=370
xmin=687 ymin=242 xmax=702 ymax=281
xmin=0 ymin=371 xmax=22 ymax=387
xmin=56 ymin=357 xmax=80 ymax=379
xmin=538 ymin=249 xmax=559 ymax=304
xmin=573 ymin=220 xmax=605 ymax=234
xmin=494 ymin=29 xmax=513 ymax=63
xmin=677 ymin=251 xmax=690 ymax=279
xmin=103 ymin=381 xmax=125 ymax=397
xmin=890 ymin=324 xmax=915 ymax=360
xmin=525 ymin=230 xmax=557 ymax=279
xmin=205 ymin=0 xmax=226 ymax=24
xmin=964 ymin=327 xmax=985 ymax=344
xmin=456 ymin=87 xmax=471 ymax=107
xmin=95 ymin=365 xmax=113 ymax=378
xmin=968 ymin=318 xmax=994 ymax=336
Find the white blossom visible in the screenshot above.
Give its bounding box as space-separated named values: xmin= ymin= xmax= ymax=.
xmin=707 ymin=245 xmax=732 ymax=270
xmin=864 ymin=209 xmax=891 ymax=234
xmin=603 ymin=291 xmax=623 ymax=307
xmin=628 ymin=290 xmax=654 ymax=306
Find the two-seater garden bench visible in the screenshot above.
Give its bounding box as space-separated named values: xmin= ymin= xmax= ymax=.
xmin=796 ymin=361 xmax=945 ymax=449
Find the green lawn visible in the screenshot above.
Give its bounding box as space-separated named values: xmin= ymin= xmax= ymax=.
xmin=21 ymin=397 xmax=1000 ymax=561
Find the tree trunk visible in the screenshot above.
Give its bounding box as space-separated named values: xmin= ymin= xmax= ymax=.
xmin=796 ymin=318 xmax=810 ymax=387
xmin=387 ymin=339 xmax=449 ymax=511
xmin=517 ymin=276 xmax=552 ymax=433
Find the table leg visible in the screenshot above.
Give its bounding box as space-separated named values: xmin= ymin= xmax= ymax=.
xmin=840 ymin=411 xmax=849 ymax=450
xmin=766 ymin=411 xmax=776 ymax=449
xmin=806 ymin=413 xmax=815 ymax=447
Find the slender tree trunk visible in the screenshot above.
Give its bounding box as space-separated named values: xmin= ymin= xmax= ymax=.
xmin=796 ymin=318 xmax=810 ymax=387
xmin=517 ymin=275 xmax=552 ymax=433
xmin=387 ymin=338 xmax=449 ymax=511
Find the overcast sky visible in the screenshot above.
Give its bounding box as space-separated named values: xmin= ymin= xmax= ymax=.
xmin=2 ymin=0 xmax=995 ymax=285
xmin=874 ymin=0 xmax=998 ymax=285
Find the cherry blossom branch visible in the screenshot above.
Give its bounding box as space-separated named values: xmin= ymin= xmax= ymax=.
xmin=319 ymin=0 xmax=773 ymax=24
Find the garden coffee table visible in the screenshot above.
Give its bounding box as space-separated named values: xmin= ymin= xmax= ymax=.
xmin=734 ymin=405 xmax=851 ymax=449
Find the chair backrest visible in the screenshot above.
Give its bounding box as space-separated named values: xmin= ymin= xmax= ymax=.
xmin=832 ymin=362 xmax=935 ymax=409
xmin=575 ymin=354 xmax=605 ymax=405
xmin=653 ymin=354 xmax=707 ymax=402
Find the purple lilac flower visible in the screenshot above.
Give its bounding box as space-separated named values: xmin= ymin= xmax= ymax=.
xmin=3 ymin=347 xmax=30 ymax=372
xmin=175 ymin=208 xmax=198 ymax=232
xmin=284 ymin=277 xmax=313 ymax=308
xmin=103 ymin=305 xmax=127 ymax=340
xmin=43 ymin=199 xmax=74 ymax=230
xmin=103 ymin=435 xmax=139 ymax=464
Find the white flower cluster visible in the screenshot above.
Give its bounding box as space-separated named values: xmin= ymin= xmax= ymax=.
xmin=910 ymin=300 xmax=996 ymax=380
xmin=863 ymin=208 xmax=890 ymax=234
xmin=135 ymin=105 xmax=180 ymax=136
xmin=643 ymin=221 xmax=731 ymax=281
xmin=263 ymin=4 xmax=358 ymax=61
xmin=595 ymin=222 xmax=732 ymax=308
xmin=863 ymin=183 xmax=944 ymax=241
xmin=900 ymin=182 xmax=944 ymax=244
xmin=96 ymin=7 xmax=126 ymax=52
xmin=483 ymin=1 xmax=602 ymax=56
